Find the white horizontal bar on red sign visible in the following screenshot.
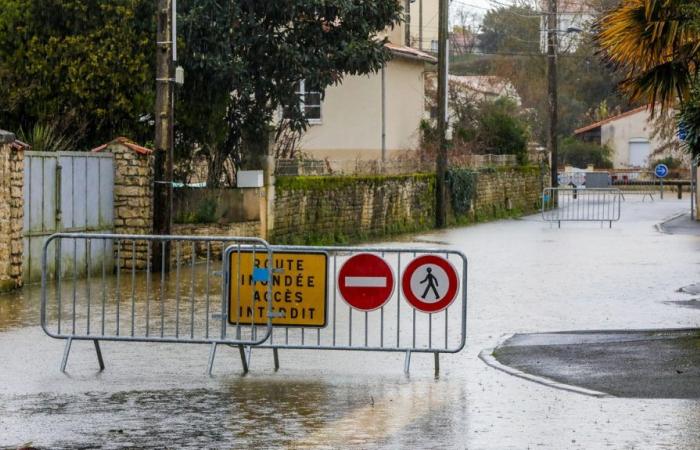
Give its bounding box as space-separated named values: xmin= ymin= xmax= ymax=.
xmin=344 ymin=277 xmax=387 ymax=288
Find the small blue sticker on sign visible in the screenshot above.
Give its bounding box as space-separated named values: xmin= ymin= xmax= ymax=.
xmin=252 ymin=267 xmax=271 ymax=283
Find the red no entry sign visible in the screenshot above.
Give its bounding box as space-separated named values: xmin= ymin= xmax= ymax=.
xmin=338 ymin=253 xmax=395 ymax=311
xmin=402 ymin=255 xmax=459 ymax=313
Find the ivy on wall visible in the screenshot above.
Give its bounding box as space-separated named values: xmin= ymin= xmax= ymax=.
xmin=446 ymin=168 xmax=478 ymax=216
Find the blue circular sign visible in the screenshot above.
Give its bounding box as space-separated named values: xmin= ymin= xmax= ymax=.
xmin=655 ymin=163 xmax=669 ymax=178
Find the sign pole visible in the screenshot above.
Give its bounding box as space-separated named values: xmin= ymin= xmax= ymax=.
xmin=655 ymin=163 xmax=669 ymax=200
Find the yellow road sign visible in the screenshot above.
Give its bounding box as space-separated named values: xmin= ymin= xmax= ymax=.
xmin=227 ymin=249 xmax=327 ymax=327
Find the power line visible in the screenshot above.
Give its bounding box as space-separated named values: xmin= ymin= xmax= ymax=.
xmin=450 ymin=50 xmax=595 ymax=58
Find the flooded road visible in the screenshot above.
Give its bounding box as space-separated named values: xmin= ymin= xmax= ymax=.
xmin=2 ymin=198 xmax=700 ymax=449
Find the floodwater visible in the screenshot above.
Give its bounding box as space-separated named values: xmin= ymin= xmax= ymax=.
xmin=2 ymin=198 xmax=700 ymax=449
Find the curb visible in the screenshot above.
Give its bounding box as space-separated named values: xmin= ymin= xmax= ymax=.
xmin=655 ymin=211 xmax=690 ymax=234
xmin=478 ymin=335 xmax=611 ymax=399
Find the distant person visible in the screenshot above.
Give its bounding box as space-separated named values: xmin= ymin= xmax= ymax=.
xmin=568 ymin=180 xmax=578 ymax=199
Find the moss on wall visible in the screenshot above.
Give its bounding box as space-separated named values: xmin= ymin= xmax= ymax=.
xmin=273 ymin=166 xmax=544 ymax=245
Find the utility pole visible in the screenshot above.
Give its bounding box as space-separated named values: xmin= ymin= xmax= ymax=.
xmin=405 ymin=0 xmax=411 ymax=46
xmin=419 ymin=0 xmax=423 ymax=50
xmin=153 ymin=0 xmax=174 ymax=271
xmin=436 ymin=0 xmax=449 ymax=228
xmin=547 ymin=0 xmax=558 ymax=188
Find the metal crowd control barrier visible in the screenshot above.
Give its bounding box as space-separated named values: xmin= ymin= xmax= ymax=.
xmin=41 ymin=233 xmax=275 ymax=373
xmin=40 ymin=235 xmax=468 ymax=375
xmin=609 ymin=170 xmax=657 ymax=201
xmin=542 ymin=187 xmax=622 ymax=228
xmin=227 ymin=245 xmax=468 ymax=375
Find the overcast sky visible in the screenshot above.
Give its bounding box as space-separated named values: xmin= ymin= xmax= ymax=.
xmin=450 ymin=0 xmax=539 ymax=27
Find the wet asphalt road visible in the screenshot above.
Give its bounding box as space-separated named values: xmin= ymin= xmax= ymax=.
xmin=2 ymin=198 xmax=700 ymax=449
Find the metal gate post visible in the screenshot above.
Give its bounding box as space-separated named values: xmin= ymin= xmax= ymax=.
xmin=60 ymin=337 xmax=73 ymax=373
xmin=93 ymin=340 xmax=105 ymax=371
xmin=239 ymin=345 xmax=251 ymax=373
xmin=434 ymin=352 xmax=440 ymax=375
xmin=207 ymin=343 xmax=218 ymax=376
xmin=273 ymin=348 xmax=280 ymax=371
xmin=404 ymin=350 xmax=412 ymax=374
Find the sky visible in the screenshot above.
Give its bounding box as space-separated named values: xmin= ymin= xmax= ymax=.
xmin=450 ymin=0 xmax=540 ymax=27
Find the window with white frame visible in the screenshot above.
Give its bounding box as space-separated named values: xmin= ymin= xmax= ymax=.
xmin=285 ymin=80 xmax=322 ymax=123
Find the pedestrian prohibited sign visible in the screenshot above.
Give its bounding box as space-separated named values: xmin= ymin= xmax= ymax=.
xmin=402 ymin=255 xmax=459 ymax=313
xmin=338 ymin=253 xmax=395 ymax=311
xmin=226 ymin=249 xmax=327 ymax=327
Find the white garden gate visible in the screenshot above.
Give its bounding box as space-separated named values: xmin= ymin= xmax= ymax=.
xmin=23 ymin=151 xmax=114 ymax=282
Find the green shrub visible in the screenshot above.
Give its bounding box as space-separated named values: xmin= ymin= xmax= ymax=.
xmin=474 ymin=98 xmax=530 ymax=165
xmin=18 ymin=122 xmax=76 ymax=152
xmin=559 ymin=137 xmax=613 ymax=169
xmin=175 ymin=198 xmax=218 ymax=224
xmin=650 ymin=156 xmax=683 ymax=170
xmin=446 ymin=168 xmax=478 ymax=216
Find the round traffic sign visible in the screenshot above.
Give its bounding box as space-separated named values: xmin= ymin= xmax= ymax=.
xmin=655 ymin=163 xmax=669 ymax=178
xmin=402 ymin=255 xmax=459 ymax=313
xmin=338 ymin=253 xmax=395 ymax=311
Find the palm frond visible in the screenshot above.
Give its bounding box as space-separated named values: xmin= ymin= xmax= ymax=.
xmin=595 ymin=0 xmax=700 ymax=110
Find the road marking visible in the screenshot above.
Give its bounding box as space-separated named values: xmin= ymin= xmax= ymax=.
xmin=344 ymin=276 xmax=387 ymax=287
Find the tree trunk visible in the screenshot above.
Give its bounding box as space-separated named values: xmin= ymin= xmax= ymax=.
xmin=242 ymin=127 xmax=271 ymax=171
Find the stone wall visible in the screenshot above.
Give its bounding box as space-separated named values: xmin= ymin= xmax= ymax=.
xmin=94 ymin=139 xmax=154 ymax=269
xmin=172 ymin=221 xmax=262 ymax=263
xmin=273 ymin=174 xmax=436 ymax=245
xmin=272 ymin=167 xmax=545 ymax=245
xmin=470 ymin=166 xmax=544 ymax=221
xmin=0 ymin=131 xmax=25 ymax=292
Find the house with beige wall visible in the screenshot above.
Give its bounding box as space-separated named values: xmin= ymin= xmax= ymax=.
xmin=294 ymin=17 xmax=436 ymax=164
xmin=574 ymin=106 xmax=687 ymax=169
xmin=410 ymin=0 xmax=439 ymax=52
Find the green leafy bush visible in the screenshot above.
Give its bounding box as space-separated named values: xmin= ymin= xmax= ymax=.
xmin=650 ymin=156 xmax=682 ymax=170
xmin=175 ymin=198 xmax=218 ymax=224
xmin=18 ymin=122 xmax=75 ymax=152
xmin=446 ymin=168 xmax=478 ymax=216
xmin=473 ymin=98 xmax=530 ymax=164
xmin=559 ymin=137 xmax=613 ymax=169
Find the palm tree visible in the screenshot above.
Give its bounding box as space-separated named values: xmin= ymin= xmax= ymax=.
xmin=596 ymin=0 xmax=700 ymax=112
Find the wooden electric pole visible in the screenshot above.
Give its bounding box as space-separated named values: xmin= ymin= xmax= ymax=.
xmin=153 ymin=0 xmax=174 ymax=271
xmin=419 ymin=0 xmax=423 ymax=51
xmin=404 ymin=0 xmax=411 ymax=46
xmin=436 ymin=0 xmax=449 ymax=228
xmin=547 ymin=0 xmax=558 ymax=188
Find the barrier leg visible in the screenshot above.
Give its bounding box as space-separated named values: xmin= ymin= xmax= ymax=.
xmin=273 ymin=348 xmax=280 ymax=371
xmin=404 ymin=350 xmax=412 ymax=375
xmin=93 ymin=340 xmax=105 ymax=371
xmin=60 ymin=337 xmax=73 ymax=373
xmin=434 ymin=352 xmax=440 ymax=376
xmin=238 ymin=345 xmax=250 ymax=373
xmin=207 ymin=343 xmax=218 ymax=376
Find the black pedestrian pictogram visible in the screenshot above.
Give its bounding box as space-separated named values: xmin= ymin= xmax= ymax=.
xmin=420 ymin=267 xmax=440 ymax=300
